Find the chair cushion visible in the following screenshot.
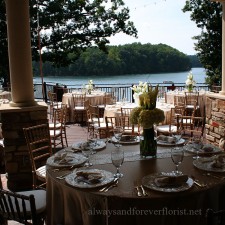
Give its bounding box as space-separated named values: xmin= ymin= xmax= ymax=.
xmin=36 ymin=165 xmax=46 ymax=179
xmin=157 ymin=125 xmax=177 ymax=133
xmin=15 ymin=189 xmax=46 ymax=214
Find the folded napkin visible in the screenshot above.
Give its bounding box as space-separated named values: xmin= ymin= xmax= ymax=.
xmin=201 ymin=146 xmax=214 ymax=153
xmin=54 ymin=153 xmax=73 ymax=164
xmin=120 ymin=135 xmax=136 ymax=142
xmin=76 ymin=171 xmax=103 ymax=184
xmin=157 ymin=135 xmax=176 ymax=144
xmin=154 ymin=174 xmax=188 ymax=187
xmin=211 ymin=154 xmax=225 ymax=169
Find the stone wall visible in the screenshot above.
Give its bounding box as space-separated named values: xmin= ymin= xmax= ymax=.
xmin=0 ymin=102 xmax=48 ymax=191
xmin=205 ymin=93 xmax=225 ymax=150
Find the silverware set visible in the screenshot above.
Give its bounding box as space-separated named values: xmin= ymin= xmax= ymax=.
xmin=99 ymin=178 xmax=119 ymax=192
xmin=134 ymin=184 xmax=148 ymax=197
xmin=191 ymin=176 xmax=207 ymax=188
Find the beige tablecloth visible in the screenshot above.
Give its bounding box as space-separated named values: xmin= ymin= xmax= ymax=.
xmin=46 ymin=144 xmax=225 ymax=225
xmin=104 ymin=102 xmax=174 ymax=125
xmin=62 ymin=91 xmax=108 ymax=122
xmin=166 ymin=90 xmax=206 ymax=116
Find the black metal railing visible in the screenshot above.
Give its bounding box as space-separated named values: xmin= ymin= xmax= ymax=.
xmin=34 ymin=82 xmax=211 ymax=103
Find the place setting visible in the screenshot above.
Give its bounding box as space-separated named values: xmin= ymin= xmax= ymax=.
xmin=111 ymin=126 xmax=140 ymax=145
xmin=156 ymin=134 xmax=185 ymax=147
xmin=71 ymin=138 xmax=106 ymax=152
xmin=184 ymin=136 xmax=222 ymax=157
xmin=141 ymin=146 xmax=194 ymax=193
xmin=193 ymin=154 xmax=225 ymax=173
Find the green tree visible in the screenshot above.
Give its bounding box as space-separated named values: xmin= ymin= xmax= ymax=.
xmin=0 ymin=0 xmax=137 ymax=83
xmin=183 ymin=0 xmax=222 ymax=86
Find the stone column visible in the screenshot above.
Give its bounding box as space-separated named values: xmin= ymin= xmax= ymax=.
xmin=220 ymin=2 xmax=225 ymax=95
xmin=5 ymin=0 xmax=36 ymax=106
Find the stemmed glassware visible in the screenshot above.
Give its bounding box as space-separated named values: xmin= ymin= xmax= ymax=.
xmin=113 ymin=126 xmax=123 ymax=148
xmin=88 ymin=138 xmax=98 ymax=154
xmin=172 ymin=131 xmax=182 ymax=145
xmin=171 ymin=147 xmax=184 ymax=175
xmin=192 ymin=136 xmax=203 ymax=160
xmin=80 ymin=143 xmax=93 ymax=167
xmin=111 ymin=148 xmax=124 ymax=178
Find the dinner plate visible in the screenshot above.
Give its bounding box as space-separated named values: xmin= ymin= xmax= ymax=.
xmin=112 ymin=135 xmax=140 ymax=145
xmin=193 ymin=158 xmax=225 ymax=172
xmin=184 ymin=144 xmax=222 ymax=155
xmin=65 ymin=169 xmax=115 ymax=188
xmin=47 ymin=153 xmax=87 ymax=168
xmin=72 ymin=140 xmax=106 ymax=151
xmin=157 ymin=138 xmax=185 ymax=147
xmin=142 ymin=172 xmax=194 ymax=192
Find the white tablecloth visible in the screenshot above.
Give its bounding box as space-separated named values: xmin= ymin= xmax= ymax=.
xmin=62 ymin=91 xmax=108 ymax=122
xmin=104 ymin=102 xmax=174 ymax=125
xmin=166 ymin=90 xmax=206 ymax=116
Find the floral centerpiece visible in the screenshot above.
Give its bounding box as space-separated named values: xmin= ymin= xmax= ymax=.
xmin=130 ymin=85 xmax=165 ymax=157
xmin=85 ymin=80 xmax=94 ymax=94
xmin=185 ymin=71 xmax=196 ymax=92
xmin=131 ymin=81 xmax=148 ymax=106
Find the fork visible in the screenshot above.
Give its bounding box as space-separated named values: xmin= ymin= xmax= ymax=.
xmin=103 ymin=180 xmax=119 ymax=192
xmin=134 ymin=180 xmax=142 ymax=197
xmin=56 ymin=172 xmax=71 ymax=179
xmin=140 ymin=185 xmax=148 ymax=196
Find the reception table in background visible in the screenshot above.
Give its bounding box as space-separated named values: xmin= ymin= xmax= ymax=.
xmin=46 ymin=143 xmax=225 ymax=225
xmin=104 ymin=101 xmax=174 ymax=125
xmin=166 ymin=90 xmax=207 ymax=116
xmin=62 ymin=91 xmax=111 ymax=122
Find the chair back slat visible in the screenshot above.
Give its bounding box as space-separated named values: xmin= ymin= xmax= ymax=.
xmin=23 ymin=124 xmax=52 ymax=189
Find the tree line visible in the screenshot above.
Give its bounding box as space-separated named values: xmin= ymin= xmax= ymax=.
xmin=33 ymin=43 xmax=192 ymax=77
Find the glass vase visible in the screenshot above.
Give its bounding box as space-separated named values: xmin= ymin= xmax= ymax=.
xmin=187 ymin=84 xmax=193 ymax=92
xmin=140 ymin=127 xmax=157 ymax=158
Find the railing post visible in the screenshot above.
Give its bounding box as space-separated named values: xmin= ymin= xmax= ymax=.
xmin=43 ymin=82 xmax=47 ymax=102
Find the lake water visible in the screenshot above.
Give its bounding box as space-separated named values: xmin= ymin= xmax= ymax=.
xmin=33 ymin=67 xmax=206 ymax=87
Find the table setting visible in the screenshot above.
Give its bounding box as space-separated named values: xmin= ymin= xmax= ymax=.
xmin=46 ymin=135 xmax=225 ymax=225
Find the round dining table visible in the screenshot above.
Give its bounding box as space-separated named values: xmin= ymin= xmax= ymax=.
xmin=104 ymin=101 xmax=174 ymax=125
xmin=46 ymin=142 xmax=225 ymax=225
xmin=62 ymin=91 xmax=109 ymax=122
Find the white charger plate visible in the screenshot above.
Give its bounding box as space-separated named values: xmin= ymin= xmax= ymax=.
xmin=72 ymin=140 xmax=106 ymax=151
xmin=65 ymin=169 xmax=115 ymax=188
xmin=142 ymin=172 xmax=194 ymax=193
xmin=47 ymin=153 xmax=87 ymax=168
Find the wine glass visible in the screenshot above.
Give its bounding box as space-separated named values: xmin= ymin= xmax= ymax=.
xmin=113 ymin=126 xmax=123 ymax=148
xmin=171 ymin=147 xmax=184 ymax=175
xmin=88 ymin=138 xmax=98 ymax=154
xmin=192 ymin=136 xmax=203 ymax=160
xmin=81 ymin=145 xmax=93 ymax=167
xmin=111 ymin=148 xmax=124 ymax=178
xmin=172 ymin=130 xmax=182 ymax=145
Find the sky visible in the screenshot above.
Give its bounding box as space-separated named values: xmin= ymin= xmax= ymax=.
xmin=108 ymin=0 xmax=201 ymax=55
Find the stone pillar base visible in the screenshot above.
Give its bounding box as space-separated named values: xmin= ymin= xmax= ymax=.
xmin=0 ymin=102 xmax=48 ymax=191
xmin=9 ymin=100 xmax=37 ymax=107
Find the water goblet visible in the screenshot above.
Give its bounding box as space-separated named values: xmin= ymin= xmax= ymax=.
xmin=172 ymin=131 xmax=182 ymax=145
xmin=192 ymin=136 xmax=203 ymax=160
xmin=113 ymin=126 xmax=123 ymax=148
xmin=171 ymin=147 xmax=184 ymax=175
xmin=88 ymin=138 xmax=98 ymax=154
xmin=81 ymin=144 xmax=93 ymax=167
xmin=111 ymin=148 xmax=124 ymax=178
